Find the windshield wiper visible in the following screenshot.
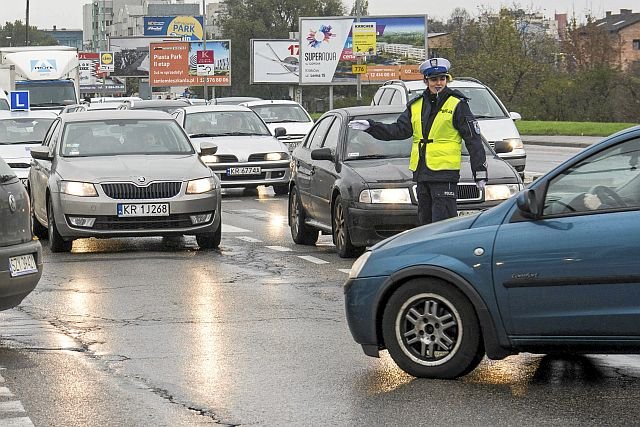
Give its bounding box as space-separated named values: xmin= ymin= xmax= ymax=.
xmin=217 ymin=132 xmax=265 ymax=136
xmin=30 ymin=102 xmax=62 ymax=107
xmin=473 ymin=115 xmax=497 ymax=119
xmin=348 ymin=154 xmax=390 ymax=160
xmin=189 ymin=133 xmax=219 ymax=138
xmin=271 ymin=119 xmax=304 ymax=123
xmin=0 ymin=174 xmax=16 ymax=183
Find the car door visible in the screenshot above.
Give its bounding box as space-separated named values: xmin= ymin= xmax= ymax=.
xmin=493 ymin=135 xmax=640 ymax=338
xmin=310 ymin=115 xmax=341 ymax=226
xmin=30 ymin=120 xmax=61 ymax=224
xmin=294 ymin=117 xmax=333 ymax=219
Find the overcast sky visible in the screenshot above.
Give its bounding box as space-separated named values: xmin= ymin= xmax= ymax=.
xmin=0 ymin=0 xmax=636 ymax=30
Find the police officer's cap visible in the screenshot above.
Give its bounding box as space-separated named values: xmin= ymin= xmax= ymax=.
xmin=419 ymin=57 xmax=451 ymax=78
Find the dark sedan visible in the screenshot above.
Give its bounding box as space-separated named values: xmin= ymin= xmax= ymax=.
xmin=288 ymin=106 xmax=523 ymax=257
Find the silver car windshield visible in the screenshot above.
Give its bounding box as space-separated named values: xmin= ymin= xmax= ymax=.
xmin=0 ymin=118 xmax=55 ymax=144
xmin=185 ymin=111 xmax=271 ymax=137
xmin=60 ymin=120 xmax=194 ymax=157
xmin=250 ymin=104 xmax=310 ymax=123
xmin=408 ymin=87 xmax=507 ymax=119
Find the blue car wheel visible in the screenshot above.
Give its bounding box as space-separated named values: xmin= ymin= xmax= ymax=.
xmin=382 ymin=278 xmax=484 ymax=379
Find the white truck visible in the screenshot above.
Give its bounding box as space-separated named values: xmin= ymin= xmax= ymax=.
xmin=0 ymin=46 xmax=80 ymax=110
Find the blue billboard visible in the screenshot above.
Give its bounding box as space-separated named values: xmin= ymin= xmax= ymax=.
xmin=143 ymin=16 xmax=204 ymax=41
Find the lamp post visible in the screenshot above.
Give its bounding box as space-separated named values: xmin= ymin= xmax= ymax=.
xmin=25 ymin=0 xmax=30 ymax=45
xmin=202 ymin=0 xmax=208 ymax=101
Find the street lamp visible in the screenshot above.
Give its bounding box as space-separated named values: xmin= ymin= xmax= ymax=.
xmin=25 ymin=0 xmax=30 ymax=45
xmin=5 ymin=36 xmax=12 ymax=47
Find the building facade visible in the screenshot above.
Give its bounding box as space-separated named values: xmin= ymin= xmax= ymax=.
xmin=595 ymin=9 xmax=640 ymax=70
xmin=42 ymin=27 xmax=84 ymax=50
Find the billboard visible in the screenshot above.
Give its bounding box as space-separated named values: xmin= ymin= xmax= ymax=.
xmin=143 ymin=16 xmax=204 ymax=41
xmin=79 ymin=52 xmax=100 ymax=86
xmin=251 ymin=39 xmax=299 ymax=84
xmin=299 ymin=15 xmax=427 ymax=85
xmin=109 ymin=36 xmax=179 ymax=77
xmin=149 ymin=40 xmax=231 ymax=87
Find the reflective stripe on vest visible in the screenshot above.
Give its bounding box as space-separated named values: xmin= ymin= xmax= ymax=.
xmin=409 ymin=96 xmax=463 ymax=171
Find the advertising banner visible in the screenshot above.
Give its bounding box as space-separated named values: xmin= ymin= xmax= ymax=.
xmin=79 ymin=52 xmax=100 ymax=86
xmin=109 ymin=36 xmax=179 ymax=77
xmin=251 ymin=39 xmax=299 ymax=84
xmin=99 ymin=51 xmax=115 ymax=72
xmin=143 ymin=16 xmax=204 ymax=41
xmin=299 ymin=15 xmax=427 ymax=85
xmin=149 ymin=41 xmax=231 ymax=87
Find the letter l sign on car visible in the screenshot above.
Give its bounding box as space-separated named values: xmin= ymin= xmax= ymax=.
xmin=9 ymin=91 xmax=30 ymax=111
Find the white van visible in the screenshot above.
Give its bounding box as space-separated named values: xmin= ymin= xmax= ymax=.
xmin=371 ymin=78 xmax=526 ymax=177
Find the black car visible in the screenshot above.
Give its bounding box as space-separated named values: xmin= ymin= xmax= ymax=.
xmin=288 ymin=106 xmax=523 ymax=257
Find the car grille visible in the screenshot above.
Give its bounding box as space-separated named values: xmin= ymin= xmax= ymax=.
xmin=90 ymin=214 xmax=198 ymax=230
xmin=214 ymin=155 xmax=239 ymax=163
xmin=248 ymin=154 xmax=268 ymax=162
xmin=101 ymin=182 xmax=182 ymax=199
xmin=412 ymin=183 xmax=481 ymax=202
xmin=7 ymin=162 xmax=30 ymax=169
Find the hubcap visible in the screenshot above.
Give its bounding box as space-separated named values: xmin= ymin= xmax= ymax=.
xmin=334 ymin=204 xmax=345 ymax=249
xmin=290 ymin=193 xmax=299 ymax=236
xmin=396 ymin=293 xmax=462 ymax=366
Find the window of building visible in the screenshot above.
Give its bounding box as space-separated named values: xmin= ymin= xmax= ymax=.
xmin=633 ymin=39 xmax=640 ymax=50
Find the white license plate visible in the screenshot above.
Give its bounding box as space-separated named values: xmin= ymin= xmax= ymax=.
xmin=9 ymin=254 xmax=37 ymax=277
xmin=457 ymin=210 xmax=481 ymax=217
xmin=226 ymin=166 xmax=261 ymax=176
xmin=117 ymin=203 xmax=169 ymax=217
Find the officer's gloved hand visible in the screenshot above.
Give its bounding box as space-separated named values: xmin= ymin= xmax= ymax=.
xmin=476 ymin=180 xmax=487 ymax=190
xmin=348 ymin=120 xmax=370 ymax=131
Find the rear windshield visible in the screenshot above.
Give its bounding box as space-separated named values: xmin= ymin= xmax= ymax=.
xmin=61 ymin=119 xmax=194 ymax=157
xmin=409 ymin=86 xmax=507 ymax=119
xmin=249 ymin=104 xmax=311 ymax=123
xmin=0 ymin=118 xmax=55 ymax=144
xmin=185 ymin=111 xmax=271 ymax=137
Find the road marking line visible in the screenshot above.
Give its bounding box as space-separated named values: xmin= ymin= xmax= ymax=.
xmin=0 ymin=401 xmax=26 ymax=413
xmin=235 ymin=236 xmax=263 ymax=243
xmin=0 ymin=417 xmax=34 ymax=427
xmin=0 ymin=386 xmax=14 ymax=397
xmin=338 ymin=269 xmax=351 ymax=274
xmin=298 ymin=255 xmax=329 ymax=264
xmin=266 ymin=246 xmax=292 ymax=252
xmin=222 ymin=224 xmax=251 ymax=233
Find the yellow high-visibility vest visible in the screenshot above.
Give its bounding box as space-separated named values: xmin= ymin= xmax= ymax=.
xmin=409 ymin=96 xmax=463 ymax=171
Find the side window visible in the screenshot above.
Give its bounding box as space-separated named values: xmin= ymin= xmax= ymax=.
xmin=308 ymin=117 xmax=334 ymax=150
xmin=389 ymin=89 xmax=403 ymax=105
xmin=323 ymin=117 xmax=342 ymax=152
xmin=378 ymin=89 xmax=395 ymax=106
xmin=372 ymin=89 xmax=384 ymax=105
xmin=48 ymin=123 xmax=63 ymax=154
xmin=42 ymin=120 xmax=60 ymax=147
xmin=543 ymin=137 xmax=640 ymax=215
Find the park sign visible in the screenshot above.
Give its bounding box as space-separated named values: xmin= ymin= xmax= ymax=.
xmin=299 ymin=15 xmax=427 ymax=85
xmin=149 ymin=41 xmax=231 ymax=87
xmin=144 ymin=16 xmax=204 ymax=41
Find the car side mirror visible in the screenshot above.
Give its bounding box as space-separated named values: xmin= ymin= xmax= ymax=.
xmin=274 ymin=127 xmax=287 ymax=137
xmin=30 ymin=146 xmax=53 ymax=161
xmin=510 ymin=112 xmax=522 ymax=121
xmin=493 ymin=140 xmax=513 ymax=154
xmin=311 ymin=147 xmax=334 ymax=161
xmin=516 ymin=189 xmax=541 ymax=219
xmin=199 ymin=142 xmax=218 ymax=156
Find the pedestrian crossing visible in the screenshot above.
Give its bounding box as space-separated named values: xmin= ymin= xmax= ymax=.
xmin=0 ymin=371 xmax=34 ymax=426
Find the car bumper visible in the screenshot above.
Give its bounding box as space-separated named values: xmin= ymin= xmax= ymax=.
xmin=208 ymin=161 xmax=291 ymax=188
xmin=344 ymin=275 xmax=389 ymax=354
xmin=52 ymin=191 xmax=221 ymax=239
xmin=348 ymin=205 xmax=419 ymax=247
xmin=0 ymin=239 xmax=43 ymax=311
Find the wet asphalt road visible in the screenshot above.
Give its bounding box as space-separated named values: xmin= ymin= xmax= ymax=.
xmin=1 ymin=145 xmax=639 ymax=426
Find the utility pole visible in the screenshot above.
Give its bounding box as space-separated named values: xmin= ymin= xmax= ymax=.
xmin=355 ymin=0 xmax=362 ymax=105
xmin=25 ymin=0 xmax=30 ymax=45
xmin=202 ymin=0 xmax=208 ymax=101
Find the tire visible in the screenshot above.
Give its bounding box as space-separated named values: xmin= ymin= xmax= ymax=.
xmin=332 ymin=195 xmax=360 ymax=258
xmin=273 ymin=184 xmax=289 ymax=195
xmin=382 ymin=278 xmax=484 ymax=379
xmin=196 ymin=220 xmax=221 ymax=249
xmin=30 ymin=190 xmax=48 ymax=239
xmin=289 ymin=186 xmax=318 ymax=245
xmin=47 ymin=199 xmax=72 ymax=253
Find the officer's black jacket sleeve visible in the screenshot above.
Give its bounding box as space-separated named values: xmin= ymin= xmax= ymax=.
xmin=364 ymin=107 xmax=414 ymax=141
xmin=454 ymin=100 xmax=488 ymax=181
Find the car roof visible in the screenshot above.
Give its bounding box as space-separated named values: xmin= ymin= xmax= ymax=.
xmin=59 ymin=109 xmax=173 ymax=123
xmin=180 ymin=105 xmax=253 ymax=113
xmin=241 ymin=100 xmax=302 ymax=107
xmin=327 ymin=105 xmax=406 ymax=118
xmin=126 ymin=99 xmax=191 ymax=108
xmin=212 ymin=97 xmax=263 ymax=105
xmin=384 ymin=78 xmax=486 ymax=91
xmin=0 ymin=110 xmax=58 ymax=119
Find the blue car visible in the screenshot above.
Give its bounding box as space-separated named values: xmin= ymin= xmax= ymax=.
xmin=344 ymin=126 xmax=640 ymax=379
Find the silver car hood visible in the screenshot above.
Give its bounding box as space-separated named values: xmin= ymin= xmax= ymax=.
xmin=190 ymin=135 xmax=289 ymax=162
xmin=57 ymin=154 xmax=211 ymax=182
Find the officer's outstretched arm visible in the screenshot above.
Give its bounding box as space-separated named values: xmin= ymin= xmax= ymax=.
xmin=363 ymin=107 xmax=413 ymax=141
xmin=454 ymin=101 xmax=487 ymax=181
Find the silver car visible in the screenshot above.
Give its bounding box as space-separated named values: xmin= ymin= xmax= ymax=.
xmin=172 ymin=105 xmax=291 ymax=195
xmin=0 ymin=157 xmax=42 ymax=310
xmin=28 ymin=110 xmax=222 ymax=252
xmin=0 ymin=111 xmax=58 ymax=186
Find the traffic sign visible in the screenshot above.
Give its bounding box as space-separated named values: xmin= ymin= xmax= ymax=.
xmin=99 ymin=51 xmax=114 ymax=72
xmin=9 ymin=91 xmax=29 ymax=111
xmin=352 ymin=22 xmax=376 ymax=55
xmin=351 ymin=64 xmax=367 ymax=74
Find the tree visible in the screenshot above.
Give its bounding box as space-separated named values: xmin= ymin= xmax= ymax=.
xmin=349 ymin=0 xmax=368 ymax=17
xmin=0 ymin=20 xmax=57 ymax=47
xmin=220 ymin=0 xmax=345 ymax=97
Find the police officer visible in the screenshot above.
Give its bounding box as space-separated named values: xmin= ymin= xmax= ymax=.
xmin=348 ymin=57 xmax=487 ymax=225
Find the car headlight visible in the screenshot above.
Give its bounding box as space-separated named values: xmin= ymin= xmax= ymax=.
xmin=484 ymin=184 xmax=521 ymax=201
xmin=349 ymin=251 xmax=372 ymax=279
xmin=61 ymin=181 xmax=97 ymax=197
xmin=187 ymin=177 xmax=217 ymax=194
xmin=265 ymin=152 xmax=289 ymax=161
xmin=359 ymin=188 xmax=412 ymax=204
xmin=201 ymin=155 xmax=220 ymax=163
xmin=503 ymin=138 xmax=523 ymax=150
